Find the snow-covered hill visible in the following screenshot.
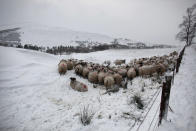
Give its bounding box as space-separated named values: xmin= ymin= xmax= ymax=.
xmin=0 ymin=23 xmax=173 ymax=48
xmin=0 ymin=23 xmax=114 ymax=47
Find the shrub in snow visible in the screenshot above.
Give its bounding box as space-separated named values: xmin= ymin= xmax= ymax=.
xmin=128 ymin=94 xmax=144 ymax=109
xmin=80 ymin=105 xmax=94 ymax=126
xmin=140 ymin=80 xmax=145 ymax=92
xmin=133 ymin=94 xmax=144 ymax=109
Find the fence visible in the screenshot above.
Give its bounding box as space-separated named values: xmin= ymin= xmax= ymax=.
xmin=135 ymin=45 xmax=187 ymax=131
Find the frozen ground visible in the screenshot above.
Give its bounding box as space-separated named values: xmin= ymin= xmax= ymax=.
xmin=0 ymin=46 xmax=180 ymax=131
xmin=158 ymin=44 xmax=196 ymax=131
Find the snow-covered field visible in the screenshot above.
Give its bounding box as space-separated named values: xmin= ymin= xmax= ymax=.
xmin=0 ymin=46 xmax=181 ymax=131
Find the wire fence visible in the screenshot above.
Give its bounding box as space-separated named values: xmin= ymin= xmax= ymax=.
xmin=134 ymin=45 xmax=187 ymax=131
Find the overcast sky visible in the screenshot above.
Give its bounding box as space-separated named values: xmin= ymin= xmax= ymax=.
xmin=0 ymin=0 xmax=195 ymax=44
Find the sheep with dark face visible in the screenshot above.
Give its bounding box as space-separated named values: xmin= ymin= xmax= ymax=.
xmin=104 ymin=75 xmax=115 ymax=90
xmin=104 ymin=60 xmax=111 ymax=66
xmin=75 ymin=64 xmax=83 ymax=75
xmin=70 ymin=77 xmax=88 ymax=92
xmin=58 ymin=60 xmax=67 ymax=75
xmin=113 ymin=73 xmax=122 ymax=85
xmin=88 ymin=71 xmax=98 ymax=84
xmin=127 ymin=68 xmax=136 ymax=79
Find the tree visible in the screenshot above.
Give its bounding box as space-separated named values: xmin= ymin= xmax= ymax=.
xmin=111 ymin=38 xmax=119 ymax=45
xmin=176 ymin=4 xmax=196 ymax=46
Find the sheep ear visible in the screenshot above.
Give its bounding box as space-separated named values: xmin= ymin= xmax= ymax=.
xmin=70 ymin=77 xmax=76 ymax=81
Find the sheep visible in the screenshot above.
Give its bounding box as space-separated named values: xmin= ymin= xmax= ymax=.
xmin=88 ymin=71 xmax=98 ymax=84
xmin=66 ymin=60 xmax=74 ymax=70
xmin=118 ymin=68 xmax=127 ymax=77
xmin=114 ymin=59 xmax=126 ymax=65
xmin=155 ymin=64 xmax=166 ymax=74
xmin=82 ymin=67 xmax=90 ymax=78
xmin=127 ymin=68 xmax=136 ymax=79
xmin=58 ymin=60 xmax=67 ymax=75
xmin=103 ymin=60 xmax=111 ymax=66
xmin=138 ymin=64 xmax=166 ymax=76
xmin=138 ymin=66 xmax=155 ymax=76
xmin=136 ymin=59 xmax=143 ymax=66
xmin=143 ymin=60 xmax=150 ymax=66
xmin=70 ymin=77 xmax=88 ymax=92
xmin=170 ymin=51 xmax=178 ymax=56
xmin=113 ymin=73 xmax=122 ymax=85
xmin=75 ymin=64 xmax=83 ymax=75
xmin=162 ymin=60 xmax=169 ymax=70
xmin=98 ymin=71 xmax=106 ymax=84
xmin=69 ymin=59 xmax=77 ymax=67
xmin=104 ymin=75 xmax=115 ymax=90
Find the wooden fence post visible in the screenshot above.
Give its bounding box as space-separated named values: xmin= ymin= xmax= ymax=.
xmin=159 ymin=75 xmax=172 ymax=126
xmin=172 ymin=65 xmax=175 ymax=84
xmin=176 ymin=57 xmax=180 ymax=73
xmin=176 ymin=46 xmax=186 ymax=73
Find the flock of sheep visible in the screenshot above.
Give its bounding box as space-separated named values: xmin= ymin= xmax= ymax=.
xmin=58 ymin=51 xmax=178 ymax=92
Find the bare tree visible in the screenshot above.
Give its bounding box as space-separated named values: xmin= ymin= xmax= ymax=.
xmin=176 ymin=4 xmax=196 ymax=46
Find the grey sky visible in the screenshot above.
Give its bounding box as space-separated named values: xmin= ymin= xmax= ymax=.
xmin=0 ymin=0 xmax=195 ymax=44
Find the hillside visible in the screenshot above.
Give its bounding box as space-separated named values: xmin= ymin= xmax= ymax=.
xmin=0 ymin=23 xmax=174 ymax=49
xmin=0 ymin=23 xmax=113 ymax=47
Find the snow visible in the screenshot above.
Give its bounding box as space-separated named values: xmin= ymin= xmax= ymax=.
xmin=0 ymin=23 xmax=178 ymax=47
xmin=1 ymin=23 xmax=114 ymax=47
xmin=157 ymin=44 xmax=196 ymax=131
xmin=58 ymin=48 xmax=181 ymax=65
xmin=0 ymin=46 xmax=180 ymax=131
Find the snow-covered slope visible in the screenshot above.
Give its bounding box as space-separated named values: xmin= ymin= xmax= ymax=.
xmin=0 ymin=23 xmax=114 ymax=47
xmin=0 ymin=23 xmax=175 ymax=48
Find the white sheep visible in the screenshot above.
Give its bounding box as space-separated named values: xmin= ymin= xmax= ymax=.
xmin=58 ymin=60 xmax=67 ymax=75
xmin=104 ymin=75 xmax=115 ymax=90
xmin=70 ymin=77 xmax=88 ymax=92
